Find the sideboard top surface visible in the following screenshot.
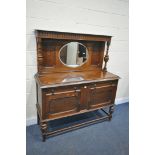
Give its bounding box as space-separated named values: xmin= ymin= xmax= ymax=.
xmin=35 ymin=69 xmax=119 ymax=88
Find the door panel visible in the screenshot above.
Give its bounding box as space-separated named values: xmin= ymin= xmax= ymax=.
xmin=89 ymin=84 xmax=117 ymax=109
xmin=49 ymin=96 xmax=77 ymax=114
xmin=44 ymin=89 xmax=80 ymax=118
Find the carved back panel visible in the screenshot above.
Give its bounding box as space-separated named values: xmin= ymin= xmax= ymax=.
xmin=35 ymin=30 xmax=112 ymax=74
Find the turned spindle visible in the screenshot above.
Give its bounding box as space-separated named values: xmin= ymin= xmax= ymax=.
xmin=40 ymin=122 xmax=48 ymax=142
xmin=103 ymin=41 xmax=111 ymax=72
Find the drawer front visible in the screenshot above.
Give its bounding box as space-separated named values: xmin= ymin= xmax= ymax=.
xmin=43 ymin=86 xmax=80 ymax=118
xmin=89 ymin=81 xmax=118 ymax=109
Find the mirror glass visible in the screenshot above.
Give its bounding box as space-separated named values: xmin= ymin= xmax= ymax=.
xmin=59 ymin=42 xmax=88 ymax=67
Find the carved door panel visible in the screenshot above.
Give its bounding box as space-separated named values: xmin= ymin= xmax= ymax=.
xmin=44 ymin=89 xmax=80 ymax=118
xmin=89 ymin=83 xmax=117 ymax=109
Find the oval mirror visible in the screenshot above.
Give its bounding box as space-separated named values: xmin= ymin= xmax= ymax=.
xmin=59 ymin=42 xmax=88 ymax=67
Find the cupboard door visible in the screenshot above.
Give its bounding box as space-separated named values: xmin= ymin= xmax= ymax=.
xmin=89 ymin=83 xmax=117 ymax=109
xmin=44 ymin=89 xmax=80 ymax=119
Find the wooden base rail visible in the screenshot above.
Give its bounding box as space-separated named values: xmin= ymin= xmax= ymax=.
xmin=37 ymin=106 xmax=114 ymax=142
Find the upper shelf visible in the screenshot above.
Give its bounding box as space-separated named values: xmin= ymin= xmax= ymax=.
xmin=35 ymin=30 xmax=112 ymax=42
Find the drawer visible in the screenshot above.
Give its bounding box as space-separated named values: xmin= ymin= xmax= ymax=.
xmin=94 ymin=80 xmax=118 ymax=88
xmin=45 ymin=91 xmax=77 ymax=99
xmin=78 ymin=80 xmax=117 ymax=90
xmin=54 ymin=85 xmax=80 ymax=93
xmin=44 ymin=85 xmax=81 ymax=97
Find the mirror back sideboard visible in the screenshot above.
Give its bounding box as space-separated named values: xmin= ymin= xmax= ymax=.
xmin=34 ymin=30 xmax=120 ymax=141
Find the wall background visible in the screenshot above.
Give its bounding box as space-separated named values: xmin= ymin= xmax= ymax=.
xmin=26 ymin=0 xmax=129 ymax=125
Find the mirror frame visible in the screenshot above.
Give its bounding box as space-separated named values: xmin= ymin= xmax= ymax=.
xmin=59 ymin=42 xmax=89 ymax=68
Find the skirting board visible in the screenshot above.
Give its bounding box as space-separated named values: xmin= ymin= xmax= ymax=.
xmin=115 ymin=97 xmax=129 ymax=105
xmin=26 ymin=97 xmax=129 ymax=126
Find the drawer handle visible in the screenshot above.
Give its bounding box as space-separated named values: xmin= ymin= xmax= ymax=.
xmin=84 ymin=86 xmax=87 ymax=88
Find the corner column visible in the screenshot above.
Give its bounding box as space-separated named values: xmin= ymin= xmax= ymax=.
xmin=103 ymin=41 xmax=111 ymax=72
xmin=36 ymin=37 xmax=43 ymax=72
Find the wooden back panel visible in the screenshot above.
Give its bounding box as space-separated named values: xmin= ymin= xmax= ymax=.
xmin=35 ymin=30 xmax=112 ymax=74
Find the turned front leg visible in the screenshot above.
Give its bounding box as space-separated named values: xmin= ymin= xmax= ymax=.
xmin=109 ymin=105 xmax=114 ymax=121
xmin=41 ymin=122 xmax=48 ymax=142
xmin=37 ymin=112 xmax=40 ymax=125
